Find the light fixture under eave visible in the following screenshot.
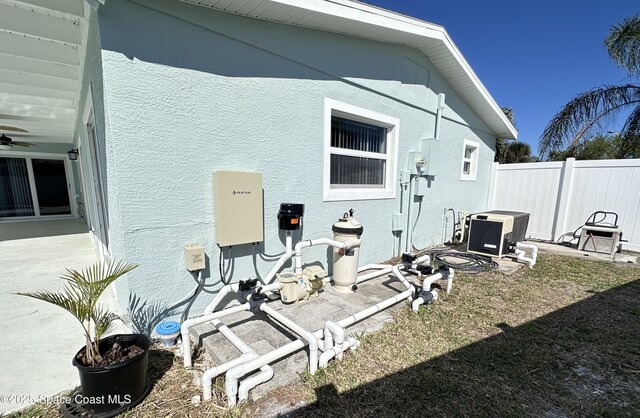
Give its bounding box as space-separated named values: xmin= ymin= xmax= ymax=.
xmin=68 ymin=149 xmax=79 ymax=161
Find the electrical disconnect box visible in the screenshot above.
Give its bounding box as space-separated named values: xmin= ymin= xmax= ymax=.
xmin=392 ymin=212 xmax=406 ymax=232
xmin=184 ymin=244 xmax=206 ymax=271
xmin=421 ymin=138 xmax=440 ymax=177
xmin=213 ymin=171 xmax=264 ymax=246
xmin=414 ymin=177 xmax=428 ymax=196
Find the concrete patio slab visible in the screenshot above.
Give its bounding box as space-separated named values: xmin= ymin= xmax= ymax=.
xmin=0 ymin=219 xmax=124 ymax=414
xmin=526 ymin=240 xmax=638 ymax=264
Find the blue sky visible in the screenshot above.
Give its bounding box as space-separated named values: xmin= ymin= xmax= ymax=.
xmin=364 ymin=0 xmax=639 ymax=155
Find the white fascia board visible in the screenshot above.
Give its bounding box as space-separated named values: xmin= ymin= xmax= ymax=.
xmin=84 ymin=0 xmax=104 ymax=11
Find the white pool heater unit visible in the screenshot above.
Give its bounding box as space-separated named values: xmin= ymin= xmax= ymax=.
xmin=467 ymin=210 xmax=530 ymax=258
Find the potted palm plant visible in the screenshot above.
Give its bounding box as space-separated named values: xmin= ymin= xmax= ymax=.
xmin=18 ymin=261 xmax=151 ymax=416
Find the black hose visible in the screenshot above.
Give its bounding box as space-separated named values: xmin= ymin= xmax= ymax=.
xmin=430 ymin=250 xmax=498 ymax=273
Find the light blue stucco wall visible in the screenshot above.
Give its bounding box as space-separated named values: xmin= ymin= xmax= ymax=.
xmin=97 ymin=0 xmax=499 ymax=319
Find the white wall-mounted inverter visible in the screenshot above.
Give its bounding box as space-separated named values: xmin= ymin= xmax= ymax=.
xmin=467 ymin=211 xmax=530 ymax=258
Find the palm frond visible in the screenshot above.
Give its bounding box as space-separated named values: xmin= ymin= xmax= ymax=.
xmin=17 ymin=289 xmax=89 ymax=327
xmin=93 ymin=307 xmax=120 ymax=340
xmin=605 ymin=15 xmax=640 ymax=77
xmin=621 ymin=104 xmax=640 ymax=139
xmin=538 ymin=84 xmax=640 ymax=158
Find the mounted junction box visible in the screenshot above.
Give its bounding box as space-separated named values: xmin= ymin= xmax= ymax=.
xmin=420 ymin=138 xmax=440 ymax=177
xmin=414 ymin=176 xmax=427 ymax=196
xmin=213 ymin=171 xmax=264 ymax=246
xmin=184 ymin=244 xmax=206 ymax=271
xmin=392 ymin=212 xmax=405 ymax=232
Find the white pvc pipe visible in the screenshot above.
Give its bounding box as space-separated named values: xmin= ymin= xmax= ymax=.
xmin=203 ymin=352 xmax=256 ymax=400
xmin=201 ymin=317 xmax=273 ymax=402
xmin=181 ymin=302 xmax=250 ymax=368
xmin=445 ymin=268 xmax=454 ymax=294
xmin=422 ymin=272 xmax=443 ymax=292
xmin=319 ymin=337 xmax=359 ymax=369
xmin=294 ymin=237 xmax=356 ymax=274
xmin=204 ymin=283 xmax=240 ymax=315
xmin=225 ymin=329 xmax=324 ymax=407
xmin=515 ymin=242 xmax=538 ymax=268
xmin=324 ymin=320 xmax=345 ymax=360
xmin=356 ymin=266 xmax=394 ymax=284
xmin=420 ymin=268 xmax=454 ymax=294
xmin=262 ymin=232 xmax=295 ymax=284
xmin=224 ymin=261 xmax=419 ymax=404
xmin=260 ymin=304 xmax=319 ymax=375
xmin=337 ymin=264 xmax=414 ymax=329
xmin=411 ymin=297 xmax=425 ymax=312
xmin=238 ymin=365 xmax=274 ymax=402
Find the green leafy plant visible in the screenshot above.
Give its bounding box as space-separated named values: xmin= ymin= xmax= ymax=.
xmin=17 ymin=261 xmax=137 ymax=366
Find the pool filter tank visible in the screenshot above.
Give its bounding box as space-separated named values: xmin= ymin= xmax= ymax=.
xmin=332 ymin=209 xmax=363 ymax=293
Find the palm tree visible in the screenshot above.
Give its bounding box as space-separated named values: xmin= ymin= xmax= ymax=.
xmin=539 ymin=15 xmax=640 ymax=158
xmin=18 ymin=261 xmax=137 ymax=366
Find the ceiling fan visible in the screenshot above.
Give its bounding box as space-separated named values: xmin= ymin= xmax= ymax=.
xmin=0 ymin=133 xmax=35 ymax=150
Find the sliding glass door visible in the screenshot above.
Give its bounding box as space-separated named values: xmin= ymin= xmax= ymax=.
xmin=0 ymin=158 xmax=35 ymax=217
xmin=0 ymin=156 xmax=73 ymax=220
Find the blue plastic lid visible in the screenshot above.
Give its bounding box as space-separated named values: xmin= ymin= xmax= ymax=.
xmin=156 ymin=321 xmax=181 ymax=335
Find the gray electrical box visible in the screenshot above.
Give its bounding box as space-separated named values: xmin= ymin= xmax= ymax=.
xmin=392 ymin=212 xmax=405 ymax=232
xmin=213 ymin=171 xmax=264 ymax=246
xmin=421 ymin=138 xmax=440 ymax=177
xmin=414 ymin=176 xmax=428 ymax=196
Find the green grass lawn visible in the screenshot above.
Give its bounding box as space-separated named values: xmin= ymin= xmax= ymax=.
xmin=10 ymin=254 xmax=640 ymax=418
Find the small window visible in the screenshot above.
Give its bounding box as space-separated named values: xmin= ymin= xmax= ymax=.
xmin=461 ymin=139 xmax=479 ymax=181
xmin=324 ymin=99 xmax=398 ymax=201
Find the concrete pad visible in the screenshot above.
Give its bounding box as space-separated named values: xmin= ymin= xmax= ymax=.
xmin=526 ymin=240 xmax=638 ymax=265
xmin=0 ymin=219 xmax=125 ymax=414
xmin=191 ymin=271 xmax=421 ymax=400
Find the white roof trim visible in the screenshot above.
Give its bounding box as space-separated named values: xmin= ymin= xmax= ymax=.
xmin=179 ymin=0 xmax=517 ymax=139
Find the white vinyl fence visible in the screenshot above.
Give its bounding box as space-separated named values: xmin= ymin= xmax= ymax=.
xmin=487 ymin=158 xmax=640 ymax=252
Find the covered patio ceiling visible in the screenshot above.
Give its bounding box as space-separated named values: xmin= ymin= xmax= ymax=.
xmin=0 ymin=0 xmax=89 ymax=146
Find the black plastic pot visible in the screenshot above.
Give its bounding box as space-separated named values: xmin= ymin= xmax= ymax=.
xmin=71 ymin=334 xmax=151 ymax=415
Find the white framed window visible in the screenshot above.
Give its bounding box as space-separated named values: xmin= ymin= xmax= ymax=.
xmin=460 ymin=139 xmax=479 ymax=181
xmin=324 ymin=98 xmax=399 ymax=201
